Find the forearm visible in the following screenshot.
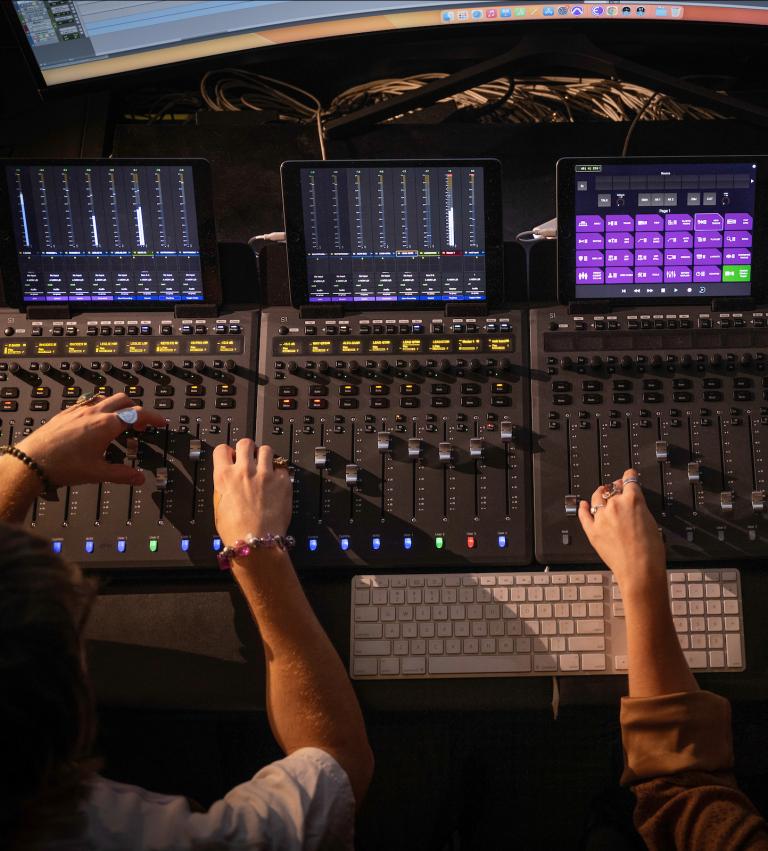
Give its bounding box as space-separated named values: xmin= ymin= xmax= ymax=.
xmin=232 ymin=549 xmax=373 ymax=804
xmin=0 ymin=456 xmax=42 ymax=523
xmin=622 ymin=576 xmax=698 ymax=698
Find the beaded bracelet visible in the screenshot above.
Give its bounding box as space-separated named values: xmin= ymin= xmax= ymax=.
xmin=0 ymin=444 xmax=58 ymax=500
xmin=217 ymin=532 xmax=296 ymax=570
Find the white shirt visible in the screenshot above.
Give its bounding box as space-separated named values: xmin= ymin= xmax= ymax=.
xmin=53 ymin=747 xmax=354 ymax=850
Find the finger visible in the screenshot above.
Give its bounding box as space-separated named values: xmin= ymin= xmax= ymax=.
xmin=578 ymin=499 xmax=594 ymax=532
xmin=234 ymin=438 xmax=257 ymax=473
xmin=213 ymin=443 xmax=235 ymax=468
xmin=257 ymin=443 xmax=273 ymax=475
xmin=132 ymin=408 xmax=168 ymax=431
xmin=590 ymin=484 xmax=606 ymax=507
xmin=95 ymin=392 xmax=134 ymax=413
xmin=91 ymin=461 xmax=144 ymax=486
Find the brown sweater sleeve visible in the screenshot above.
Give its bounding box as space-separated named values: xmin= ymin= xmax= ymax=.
xmin=620 ymin=691 xmax=768 ymax=851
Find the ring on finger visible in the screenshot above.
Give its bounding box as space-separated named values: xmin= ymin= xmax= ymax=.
xmin=622 ymin=476 xmax=641 ymax=486
xmin=590 ymin=504 xmax=605 ymax=516
xmin=272 ymin=455 xmax=289 ymax=469
xmin=73 ymin=391 xmax=104 ymax=408
xmin=601 ymin=483 xmax=621 ymax=500
xmin=116 ymin=408 xmax=139 ymax=426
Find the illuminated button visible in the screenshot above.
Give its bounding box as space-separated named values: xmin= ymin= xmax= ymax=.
xmin=212 ymin=537 xmax=222 ymax=552
xmin=149 ymin=538 xmax=159 ymax=553
xmin=339 ymin=385 xmax=358 ymax=396
xmin=186 ymin=385 xmax=205 ymax=396
xmin=435 ymin=535 xmax=445 ymax=550
xmin=117 ymin=538 xmax=127 ymax=553
xmin=278 ymin=399 xmax=297 ymax=410
xmin=466 ymin=534 xmax=477 ymax=550
xmin=498 ymin=534 xmax=508 ymax=549
xmin=370 ymin=384 xmax=389 ymax=395
xmin=308 ymin=398 xmax=327 ymax=409
xmin=340 ymin=536 xmax=350 ymax=551
xmin=403 ymin=534 xmax=413 ymax=550
xmin=371 ymin=535 xmax=381 ymax=551
xmin=180 ymin=537 xmax=190 ymax=552
xmin=83 ymin=538 xmax=94 ymax=554
xmin=400 ymin=384 xmax=419 ymax=395
xmin=51 ymin=539 xmax=63 ymax=554
xmin=308 ymin=536 xmax=318 ymax=552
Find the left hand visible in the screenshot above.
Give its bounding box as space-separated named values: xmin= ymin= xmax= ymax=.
xmin=15 ymin=393 xmax=167 ymax=487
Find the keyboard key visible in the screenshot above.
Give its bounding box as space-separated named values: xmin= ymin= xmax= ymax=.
xmin=429 ymin=656 xmax=532 ymax=675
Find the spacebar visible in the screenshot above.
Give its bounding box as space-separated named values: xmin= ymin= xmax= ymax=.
xmin=429 ymin=656 xmax=532 ymax=675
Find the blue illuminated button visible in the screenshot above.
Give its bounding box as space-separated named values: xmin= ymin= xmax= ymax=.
xmin=52 ymin=539 xmax=63 ymax=554
xmin=498 ymin=534 xmax=508 ymax=549
xmin=180 ymin=537 xmax=190 ymax=552
xmin=308 ymin=536 xmax=318 ymax=552
xmin=117 ymin=538 xmax=127 ymax=553
xmin=340 ymin=536 xmax=350 ymax=551
xmin=84 ymin=538 xmax=94 ymax=554
xmin=403 ymin=534 xmax=413 ymax=550
xmin=212 ymin=537 xmax=222 ymax=552
xmin=371 ymin=535 xmax=381 ymax=551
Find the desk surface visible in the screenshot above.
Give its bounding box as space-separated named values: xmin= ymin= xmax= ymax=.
xmin=85 ymin=567 xmax=768 ymax=714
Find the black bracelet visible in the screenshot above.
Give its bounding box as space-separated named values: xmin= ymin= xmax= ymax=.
xmin=0 ymin=445 xmax=58 ymax=500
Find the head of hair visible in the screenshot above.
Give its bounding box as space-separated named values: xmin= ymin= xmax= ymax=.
xmin=0 ymin=522 xmax=97 ymax=848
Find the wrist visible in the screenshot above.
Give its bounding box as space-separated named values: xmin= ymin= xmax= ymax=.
xmin=620 ymin=569 xmax=670 ymax=606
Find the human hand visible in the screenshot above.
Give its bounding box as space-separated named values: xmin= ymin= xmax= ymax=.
xmin=15 ymin=393 xmax=167 ymax=488
xmin=577 ymin=468 xmax=667 ymax=594
xmin=213 ymin=440 xmax=293 ymax=546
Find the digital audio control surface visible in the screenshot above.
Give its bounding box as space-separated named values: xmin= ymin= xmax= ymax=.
xmin=0 ymin=309 xmax=258 ymax=568
xmin=256 ymin=308 xmax=531 ymax=567
xmin=531 ymin=306 xmax=768 ymax=562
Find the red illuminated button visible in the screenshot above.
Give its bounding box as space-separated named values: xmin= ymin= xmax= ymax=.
xmin=466 ymin=534 xmax=477 ymax=550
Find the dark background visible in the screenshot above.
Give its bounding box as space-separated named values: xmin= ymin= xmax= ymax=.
xmin=3 ymin=8 xmax=768 ymax=849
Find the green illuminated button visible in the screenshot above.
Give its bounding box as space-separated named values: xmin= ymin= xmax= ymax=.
xmin=722 ymin=265 xmax=751 ymax=282
xmin=149 ymin=538 xmax=158 ymax=553
xmin=435 ymin=535 xmax=444 ymax=549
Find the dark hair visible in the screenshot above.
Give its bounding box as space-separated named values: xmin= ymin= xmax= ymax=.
xmin=0 ymin=522 xmax=98 ymax=848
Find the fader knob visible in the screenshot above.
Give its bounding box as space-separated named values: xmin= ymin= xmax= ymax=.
xmin=620 ymin=355 xmax=633 ymax=369
xmin=655 ymin=440 xmax=669 ymax=461
xmin=345 ymin=464 xmax=360 ymax=485
xmin=377 ymin=432 xmax=392 ymax=453
xmin=720 ymin=491 xmax=734 ymax=513
xmin=687 ymin=461 xmax=701 ymax=482
xmin=189 ymin=439 xmax=202 ymax=461
xmin=469 ymin=437 xmax=485 ymax=459
xmin=156 ymin=467 xmax=169 ymax=490
xmin=438 ymin=442 xmax=455 ymax=464
xmin=751 ymin=490 xmax=766 ymax=513
xmin=287 ymin=361 xmax=299 ymax=374
xmin=317 ymin=361 xmax=330 ymax=374
xmin=407 ymin=438 xmax=423 ymax=459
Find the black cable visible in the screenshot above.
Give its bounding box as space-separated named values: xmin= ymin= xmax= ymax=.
xmin=621 ymin=91 xmax=661 ymax=157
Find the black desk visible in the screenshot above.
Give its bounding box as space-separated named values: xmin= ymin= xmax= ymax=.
xmin=85 ymin=567 xmax=768 ymax=713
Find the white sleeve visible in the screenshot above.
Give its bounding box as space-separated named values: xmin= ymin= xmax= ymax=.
xmin=83 ymin=748 xmax=355 ymax=851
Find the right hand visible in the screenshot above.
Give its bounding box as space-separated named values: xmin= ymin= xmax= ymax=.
xmin=577 ymin=468 xmax=667 ymax=592
xmin=212 ymin=440 xmax=293 ymax=546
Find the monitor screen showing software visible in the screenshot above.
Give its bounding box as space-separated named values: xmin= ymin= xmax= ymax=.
xmin=5 ymin=163 xmax=204 ymax=303
xmin=571 ymin=160 xmax=757 ymax=300
xmin=298 ymin=164 xmax=487 ymax=303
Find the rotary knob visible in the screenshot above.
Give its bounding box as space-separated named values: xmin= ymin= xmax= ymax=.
xmin=194 ymin=360 xmax=206 ymax=372
xmin=469 ymin=359 xmax=481 ymax=372
xmin=408 ymin=359 xmax=421 ymax=373
xmin=741 ymin=353 xmax=753 ymax=367
xmin=163 ymin=360 xmax=175 ymax=372
xmin=589 ymin=355 xmax=602 ymax=369
xmin=379 ymin=360 xmax=391 ymax=374
xmin=71 ymin=361 xmax=85 ymax=374
xmin=680 ymin=354 xmax=693 ymax=368
xmin=348 ymin=360 xmax=360 ymax=374
xmin=499 ymin=358 xmax=511 ymax=372
xmin=710 ymin=353 xmax=723 ymax=368
xmin=620 ymin=355 xmax=633 ymax=369
xmin=287 ymin=361 xmax=299 ymax=374
xmin=560 ymin=356 xmax=573 ymax=369
xmin=132 ymin=361 xmax=145 ymax=374
xmin=317 ymin=360 xmax=330 ymax=374
xmin=439 ymin=359 xmax=451 ymax=374
xmin=650 ymin=355 xmax=663 ymax=368
xmin=101 ymin=361 xmax=116 ymax=374
xmin=224 ymin=359 xmax=236 ymax=372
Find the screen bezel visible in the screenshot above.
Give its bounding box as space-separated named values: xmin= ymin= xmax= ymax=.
xmin=0 ymin=158 xmax=221 ymax=309
xmin=557 ymin=154 xmax=767 ymax=306
xmin=281 ymin=158 xmax=504 ymax=310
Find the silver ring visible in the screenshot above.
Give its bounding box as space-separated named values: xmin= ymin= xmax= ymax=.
xmin=622 ymin=476 xmax=641 ymax=486
xmin=116 ymin=408 xmax=139 ymax=426
xmin=602 ymin=483 xmax=621 ymax=500
xmin=590 ymin=504 xmax=605 ymax=515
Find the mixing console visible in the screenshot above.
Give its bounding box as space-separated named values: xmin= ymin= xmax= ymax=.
xmin=531 ymin=306 xmax=768 ymax=563
xmin=256 ymin=308 xmax=532 ymax=567
xmin=0 ymin=309 xmax=257 ymax=567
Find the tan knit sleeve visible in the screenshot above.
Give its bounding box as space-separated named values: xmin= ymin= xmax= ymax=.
xmin=620 ymin=691 xmax=768 ymax=851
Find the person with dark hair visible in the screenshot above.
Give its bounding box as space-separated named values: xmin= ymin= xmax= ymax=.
xmin=578 ymin=469 xmax=768 ymax=851
xmin=0 ymin=392 xmax=373 ymax=850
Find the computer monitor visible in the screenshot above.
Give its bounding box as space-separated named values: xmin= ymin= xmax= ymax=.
xmin=556 ymin=155 xmax=767 ymax=304
xmin=9 ymin=2 xmax=768 ymax=88
xmin=0 ymin=159 xmax=220 ymax=306
xmin=281 ymin=159 xmax=503 ymax=306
